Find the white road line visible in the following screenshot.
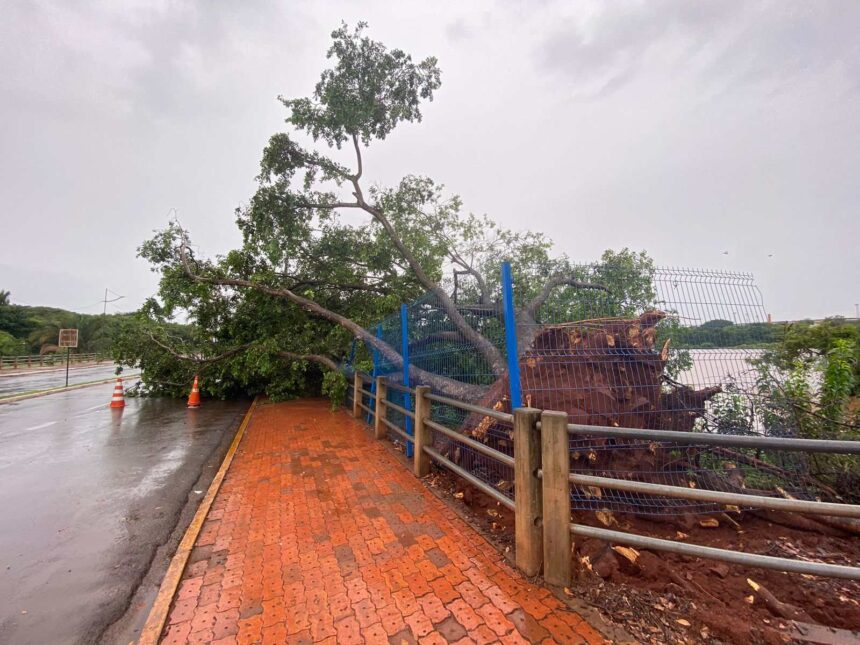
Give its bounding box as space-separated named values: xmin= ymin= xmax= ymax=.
xmin=26 ymin=421 xmax=57 ymax=431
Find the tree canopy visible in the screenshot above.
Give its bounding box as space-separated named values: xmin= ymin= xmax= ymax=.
xmin=118 ymin=23 xmax=656 ymax=401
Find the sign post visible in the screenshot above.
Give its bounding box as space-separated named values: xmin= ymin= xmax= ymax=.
xmin=58 ymin=329 xmax=79 ymax=387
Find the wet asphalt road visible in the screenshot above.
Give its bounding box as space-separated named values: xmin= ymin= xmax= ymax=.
xmin=0 ymin=364 xmax=123 ymax=397
xmin=0 ymin=383 xmax=249 ymax=645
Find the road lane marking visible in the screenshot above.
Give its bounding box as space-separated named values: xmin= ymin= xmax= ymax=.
xmin=25 ymin=421 xmax=57 ymax=431
xmin=73 ymin=403 xmax=113 ymax=416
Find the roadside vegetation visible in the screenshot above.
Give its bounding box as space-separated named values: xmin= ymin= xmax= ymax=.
xmin=0 ymin=290 xmax=132 ymax=357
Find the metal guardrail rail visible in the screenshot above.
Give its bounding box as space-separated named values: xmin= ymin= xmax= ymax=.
xmin=561 ymin=421 xmax=860 ymax=454
xmin=385 ymin=381 xmax=414 ymax=394
xmin=425 ymin=418 xmax=514 ymax=467
xmin=356 ymin=400 xmax=374 ymax=416
xmin=570 ymin=523 xmax=860 ymax=580
xmin=385 ymin=399 xmax=414 ymax=419
xmin=424 ymin=446 xmax=515 ymax=511
xmin=425 ymin=392 xmax=513 ymax=423
xmin=0 ymin=352 xmax=105 ymax=369
xmin=349 ymin=373 xmax=860 ymax=584
xmin=566 ymin=472 xmax=860 ymax=518
xmin=381 ymin=416 xmax=412 ymax=444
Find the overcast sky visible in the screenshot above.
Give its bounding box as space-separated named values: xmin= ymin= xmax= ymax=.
xmin=1 ymin=0 xmax=858 ymax=321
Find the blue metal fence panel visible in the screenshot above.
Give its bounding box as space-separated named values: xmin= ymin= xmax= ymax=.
xmin=366 ymin=323 xmax=382 ymax=425
xmin=400 ymin=304 xmax=413 ymax=457
xmin=501 ymin=261 xmax=522 ymax=409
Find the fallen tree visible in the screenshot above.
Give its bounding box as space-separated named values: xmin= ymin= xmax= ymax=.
xmin=127 ymin=22 xmax=655 ymax=404
xmin=124 ymin=23 xmax=851 ymax=518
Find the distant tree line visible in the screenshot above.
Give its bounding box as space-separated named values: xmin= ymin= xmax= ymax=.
xmin=0 ymin=290 xmax=133 ymax=356
xmin=672 ymin=317 xmax=860 ymax=349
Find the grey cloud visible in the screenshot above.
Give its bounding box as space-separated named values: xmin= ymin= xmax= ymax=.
xmin=0 ymin=1 xmax=303 ymax=123
xmin=538 ymin=1 xmax=860 ymax=96
xmin=445 ymin=19 xmax=472 ymax=43
xmin=0 ymin=1 xmax=857 ymax=320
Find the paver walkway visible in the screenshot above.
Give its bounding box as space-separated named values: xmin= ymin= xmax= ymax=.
xmin=161 ymin=399 xmax=605 ymax=644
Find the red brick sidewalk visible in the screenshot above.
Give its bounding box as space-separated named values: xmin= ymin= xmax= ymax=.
xmin=160 ymin=399 xmax=606 ymax=644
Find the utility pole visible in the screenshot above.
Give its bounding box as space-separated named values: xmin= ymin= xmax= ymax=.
xmin=102 ymin=288 xmax=125 ymax=315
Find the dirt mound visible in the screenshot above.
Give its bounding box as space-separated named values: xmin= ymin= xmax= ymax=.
xmin=429 ymin=467 xmax=860 ymax=644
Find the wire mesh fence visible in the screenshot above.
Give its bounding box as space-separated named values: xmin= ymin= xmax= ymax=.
xmin=342 ymin=263 xmax=857 ymax=516
xmin=406 ymin=291 xmax=507 ymax=387
xmin=384 ymin=386 xmax=414 ymax=452
xmin=427 ymin=397 xmax=516 ymax=503
xmin=521 ymin=266 xmax=770 ymax=429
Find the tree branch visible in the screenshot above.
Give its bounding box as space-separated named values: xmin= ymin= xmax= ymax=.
xmin=362 ymin=200 xmax=504 ymax=373
xmin=176 ymin=233 xmax=485 ymax=397
xmin=352 ymin=134 xmax=363 ymax=180
xmin=448 ymin=247 xmax=489 ymax=304
xmin=525 ymin=275 xmax=609 ymax=319
xmin=341 ymin=194 xmax=504 ymax=375
xmin=513 ymin=275 xmax=610 ymax=357
xmin=302 ymin=152 xmax=497 ymax=342
xmin=148 ymin=333 xmax=257 ymax=366
xmin=276 ymin=351 xmax=339 ymax=372
xmin=407 ymin=331 xmax=464 ymax=353
xmin=279 ymin=276 xmax=392 ymax=295
xmin=297 ymin=200 xmax=361 ymax=210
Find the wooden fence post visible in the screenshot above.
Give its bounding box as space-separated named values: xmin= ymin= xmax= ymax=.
xmin=352 ymin=373 xmax=362 ymax=419
xmin=514 ymin=407 xmax=542 ymax=577
xmin=413 ymin=386 xmax=432 ymax=477
xmin=541 ymin=410 xmax=571 ymax=587
xmin=374 ymin=377 xmax=388 ymax=439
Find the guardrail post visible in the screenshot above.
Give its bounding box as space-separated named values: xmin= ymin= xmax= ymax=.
xmin=374 ymin=377 xmax=388 ymax=439
xmin=541 ymin=410 xmax=571 ymax=587
xmin=413 ymin=386 xmax=432 ymax=477
xmin=514 ymin=407 xmax=542 ymax=577
xmin=352 ymin=373 xmax=362 ymax=418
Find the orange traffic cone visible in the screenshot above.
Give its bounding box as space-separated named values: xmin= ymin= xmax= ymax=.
xmin=109 ymin=377 xmax=125 ymax=409
xmin=187 ymin=375 xmax=201 ymax=408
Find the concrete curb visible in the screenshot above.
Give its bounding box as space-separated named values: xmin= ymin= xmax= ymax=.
xmin=137 ymin=396 xmax=259 ymax=645
xmin=0 ymin=373 xmax=141 ymax=405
